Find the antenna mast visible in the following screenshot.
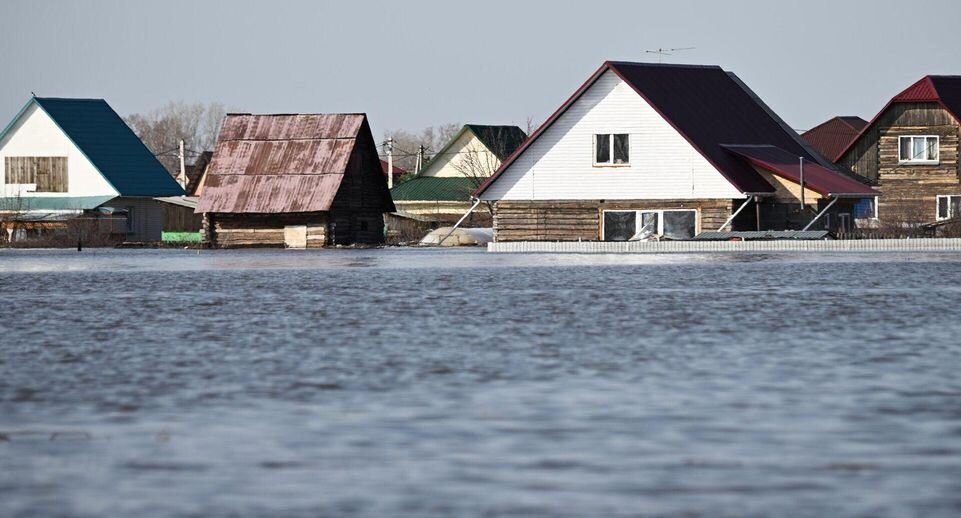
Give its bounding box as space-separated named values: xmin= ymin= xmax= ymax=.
xmin=644 ymin=46 xmax=696 ymax=63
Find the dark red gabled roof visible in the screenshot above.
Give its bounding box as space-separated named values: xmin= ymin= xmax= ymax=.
xmin=724 ymin=145 xmax=877 ymax=197
xmin=475 ymin=61 xmax=831 ymax=198
xmin=801 ymin=116 xmax=867 ymax=162
xmin=833 ymin=75 xmax=961 ymax=162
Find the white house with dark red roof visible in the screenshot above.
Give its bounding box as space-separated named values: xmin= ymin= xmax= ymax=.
xmin=473 ymin=61 xmax=877 ymax=242
xmin=835 ymin=75 xmax=961 ymax=227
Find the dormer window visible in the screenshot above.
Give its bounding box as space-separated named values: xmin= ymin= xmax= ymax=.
xmin=594 ymin=134 xmax=629 ymax=166
xmin=898 ymin=136 xmax=939 ymax=164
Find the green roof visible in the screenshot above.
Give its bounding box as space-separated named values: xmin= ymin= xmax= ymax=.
xmin=390 ymin=177 xmax=476 ymax=202
xmin=7 ymin=98 xmax=185 ymax=197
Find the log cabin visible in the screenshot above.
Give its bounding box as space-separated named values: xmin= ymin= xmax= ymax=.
xmin=195 ymin=113 xmax=394 ymax=248
xmin=0 ymin=96 xmax=185 ymax=242
xmin=834 ymin=76 xmax=961 ymax=226
xmin=472 ymin=62 xmax=878 ymax=242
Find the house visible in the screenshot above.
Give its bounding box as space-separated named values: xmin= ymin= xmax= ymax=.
xmin=0 ymin=96 xmax=185 ymax=242
xmin=389 ymin=124 xmax=526 ymax=225
xmin=195 ymin=113 xmax=395 ymax=248
xmin=185 ymin=150 xmax=213 ymax=196
xmin=472 ymin=62 xmax=877 ymax=242
xmin=380 ymin=159 xmax=407 ymax=187
xmin=801 ymin=116 xmax=868 ymax=161
xmin=834 ymin=76 xmax=961 ymax=226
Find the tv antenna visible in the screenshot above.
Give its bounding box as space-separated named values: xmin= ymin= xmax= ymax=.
xmin=644 ymin=47 xmax=696 ymax=63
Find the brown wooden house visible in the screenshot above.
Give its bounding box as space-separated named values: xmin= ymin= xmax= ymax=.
xmin=195 ymin=113 xmax=394 ymax=248
xmin=835 ymin=76 xmax=961 ymax=226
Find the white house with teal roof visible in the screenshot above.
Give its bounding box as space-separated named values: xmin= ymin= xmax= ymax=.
xmin=0 ymin=96 xmax=184 ymax=242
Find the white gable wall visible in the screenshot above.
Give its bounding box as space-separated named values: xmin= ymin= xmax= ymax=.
xmin=0 ymin=103 xmax=118 ymax=199
xmin=481 ymin=70 xmax=743 ymax=201
xmin=420 ymin=130 xmax=501 ymax=178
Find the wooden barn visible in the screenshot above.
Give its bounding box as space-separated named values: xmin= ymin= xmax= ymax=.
xmin=472 ymin=61 xmax=877 ymax=242
xmin=195 ymin=113 xmax=394 ymax=248
xmin=834 ymin=76 xmax=961 ymax=226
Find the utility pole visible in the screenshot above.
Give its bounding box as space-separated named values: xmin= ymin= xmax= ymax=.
xmin=385 ymin=137 xmax=394 ymax=189
xmin=416 ymin=145 xmax=425 ymax=174
xmin=178 ymin=139 xmax=187 ymax=191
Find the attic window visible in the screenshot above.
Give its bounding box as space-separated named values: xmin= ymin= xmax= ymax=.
xmin=898 ymin=136 xmax=939 ymax=164
xmin=594 ymin=134 xmax=630 ymax=166
xmin=3 ymin=157 xmax=68 ymax=192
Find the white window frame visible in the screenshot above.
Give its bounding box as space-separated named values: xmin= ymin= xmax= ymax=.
xmin=601 ymin=208 xmax=698 ymax=240
xmin=936 ymin=195 xmax=961 ymax=221
xmin=593 ymin=133 xmax=630 ymax=167
xmin=898 ymin=135 xmax=939 ymax=164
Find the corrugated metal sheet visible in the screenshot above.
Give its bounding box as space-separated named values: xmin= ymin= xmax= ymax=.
xmin=197 ymin=114 xmax=365 ymax=213
xmin=801 ymin=117 xmax=867 ymax=161
xmin=693 ymin=230 xmax=830 ymax=241
xmin=390 ymin=177 xmax=475 ymax=202
xmin=195 ymin=174 xmax=342 ymax=213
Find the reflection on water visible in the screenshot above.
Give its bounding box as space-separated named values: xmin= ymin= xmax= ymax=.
xmin=1 ymin=249 xmax=961 ymax=517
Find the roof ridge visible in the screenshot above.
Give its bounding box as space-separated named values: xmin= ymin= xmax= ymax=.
xmin=606 ymin=60 xmax=723 ymax=70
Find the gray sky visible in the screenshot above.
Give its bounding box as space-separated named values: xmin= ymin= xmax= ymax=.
xmin=2 ymin=0 xmax=960 ymax=141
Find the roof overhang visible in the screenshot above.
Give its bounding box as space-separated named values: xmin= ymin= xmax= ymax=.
xmin=723 ymin=145 xmax=878 ymax=199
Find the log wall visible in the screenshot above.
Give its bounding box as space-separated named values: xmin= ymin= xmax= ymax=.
xmin=207 ymin=212 xmax=328 ymax=248
xmin=838 ymin=102 xmax=961 ymax=224
xmin=493 ymin=199 xmax=732 ymax=242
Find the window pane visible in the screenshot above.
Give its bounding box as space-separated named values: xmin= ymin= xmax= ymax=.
xmin=927 ymin=137 xmax=939 ymax=160
xmin=938 ymin=197 xmax=949 ymax=219
xmin=613 ymin=134 xmax=629 ymax=164
xmin=951 ymin=196 xmax=961 ymax=219
xmin=853 ymin=198 xmax=875 ymax=219
xmin=662 ymin=211 xmax=696 ymax=239
xmin=637 ymin=212 xmax=659 ymax=239
xmin=899 ymin=137 xmax=911 ymax=161
xmin=913 ymin=137 xmax=927 ymax=161
xmin=603 ymin=211 xmax=635 ymax=241
xmin=595 ymin=134 xmax=610 ymax=163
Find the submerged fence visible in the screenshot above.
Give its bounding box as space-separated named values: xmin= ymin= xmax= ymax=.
xmin=487 ymin=238 xmax=961 ymax=253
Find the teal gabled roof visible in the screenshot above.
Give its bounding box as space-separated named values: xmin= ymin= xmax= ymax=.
xmin=4 ymin=97 xmax=185 ymax=197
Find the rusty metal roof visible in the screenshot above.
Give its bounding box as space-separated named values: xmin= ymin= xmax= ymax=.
xmin=196 ymin=114 xmax=366 ymax=213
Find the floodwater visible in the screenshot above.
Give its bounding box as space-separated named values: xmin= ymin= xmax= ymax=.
xmin=1 ymin=248 xmax=961 ymax=517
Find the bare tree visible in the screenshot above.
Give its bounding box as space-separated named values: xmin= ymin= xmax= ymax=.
xmin=382 ymin=123 xmax=460 ymax=174
xmin=124 ymin=101 xmax=228 ymax=176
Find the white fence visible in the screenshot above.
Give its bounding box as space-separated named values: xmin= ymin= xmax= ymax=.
xmin=488 ymin=239 xmax=961 ymax=254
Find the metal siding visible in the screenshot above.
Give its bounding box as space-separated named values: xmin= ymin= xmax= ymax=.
xmin=197 ymin=114 xmax=367 ymax=214
xmin=481 ymin=70 xmax=744 ymax=201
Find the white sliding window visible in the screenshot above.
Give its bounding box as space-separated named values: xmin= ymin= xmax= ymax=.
xmin=602 ymin=209 xmax=696 ymax=241
xmin=594 ymin=134 xmax=630 ymax=165
xmin=898 ymin=136 xmax=939 ymax=164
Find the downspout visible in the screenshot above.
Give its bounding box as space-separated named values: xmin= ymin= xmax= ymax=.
xmin=438 ymin=197 xmax=482 ymax=246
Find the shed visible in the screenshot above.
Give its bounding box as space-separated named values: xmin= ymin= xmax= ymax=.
xmin=195 ymin=113 xmax=394 ymax=248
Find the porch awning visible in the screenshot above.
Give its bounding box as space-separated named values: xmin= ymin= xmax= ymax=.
xmin=723 ymin=145 xmax=878 ymax=198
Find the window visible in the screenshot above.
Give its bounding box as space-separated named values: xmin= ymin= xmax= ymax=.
xmin=898 ymin=136 xmax=939 ymax=164
xmin=937 ymin=195 xmax=961 ymax=220
xmin=602 ymin=209 xmax=696 ymax=241
xmin=4 ymin=156 xmax=68 ymax=192
xmin=853 ymin=197 xmax=879 ymax=220
xmin=594 ymin=134 xmax=629 ymax=165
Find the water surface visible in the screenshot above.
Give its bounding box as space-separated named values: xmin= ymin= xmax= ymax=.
xmin=1 ymin=249 xmax=960 ymax=517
